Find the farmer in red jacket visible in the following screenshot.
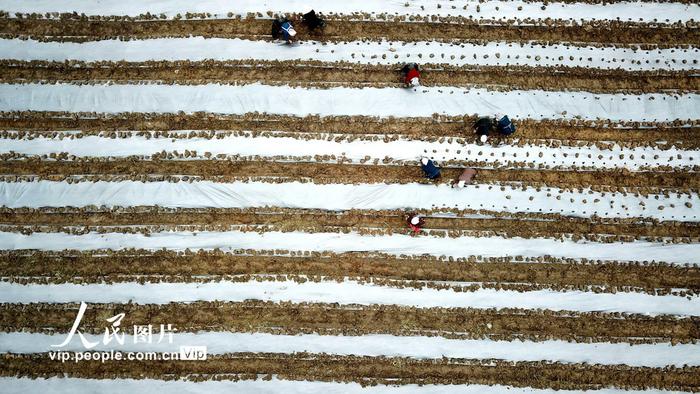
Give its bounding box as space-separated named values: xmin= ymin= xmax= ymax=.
xmin=406 ymin=213 xmax=425 ymax=234
xmin=401 ymin=63 xmax=421 ymax=87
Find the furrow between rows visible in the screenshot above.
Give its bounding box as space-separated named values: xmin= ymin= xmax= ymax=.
xmin=3 ymin=206 xmax=700 ymax=240
xmin=4 ymin=205 xmax=700 ymax=233
xmin=2 ymin=17 xmax=699 ymax=45
xmin=1 ymin=249 xmax=698 ymax=293
xmin=2 ymin=353 xmax=699 ymax=390
xmin=2 ymin=112 xmax=697 ymax=147
xmin=3 ymin=61 xmax=697 ymax=93
xmin=2 ymin=159 xmax=698 ymax=190
xmin=2 ymin=301 xmax=697 ymax=343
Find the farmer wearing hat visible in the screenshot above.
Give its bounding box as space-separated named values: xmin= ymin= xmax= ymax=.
xmin=401 ymin=63 xmax=422 ymax=88
xmin=280 ymin=20 xmax=297 ymax=44
xmin=452 ymin=168 xmax=477 ymax=188
xmin=272 ymin=16 xmax=297 ymax=44
xmin=473 ymin=113 xmax=516 ymax=143
xmin=420 ymin=157 xmax=441 ymax=180
xmin=473 ymin=116 xmax=493 ymax=143
xmin=406 ymin=213 xmax=426 ymax=234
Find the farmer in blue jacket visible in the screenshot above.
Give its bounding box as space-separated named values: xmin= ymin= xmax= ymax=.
xmin=496 ymin=114 xmax=516 ymax=136
xmin=420 ymin=158 xmax=441 ymax=180
xmin=280 ymin=20 xmax=297 ymax=43
xmin=272 ymin=17 xmax=297 ymax=44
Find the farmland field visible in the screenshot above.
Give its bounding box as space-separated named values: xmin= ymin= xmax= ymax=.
xmin=0 ymin=0 xmax=699 ymax=392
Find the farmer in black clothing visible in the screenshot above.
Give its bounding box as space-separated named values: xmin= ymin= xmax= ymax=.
xmin=473 ymin=117 xmax=493 ymax=143
xmin=473 ymin=114 xmax=516 ymax=142
xmin=302 ymin=10 xmax=325 ymax=32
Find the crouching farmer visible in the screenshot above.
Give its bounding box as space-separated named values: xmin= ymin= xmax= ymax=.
xmin=473 ymin=116 xmax=493 ymax=143
xmin=406 ymin=213 xmax=425 ymax=234
xmin=302 ymin=10 xmax=325 ymax=32
xmin=272 ymin=17 xmax=297 ymax=44
xmin=452 ymin=168 xmax=477 ymax=188
xmin=420 ymin=158 xmax=441 ymax=180
xmin=473 ymin=114 xmax=516 ymax=143
xmin=401 ymin=63 xmax=421 ymax=88
xmin=495 ymin=113 xmax=516 ymax=137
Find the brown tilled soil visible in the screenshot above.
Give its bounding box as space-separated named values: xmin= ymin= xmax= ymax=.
xmin=2 ymin=207 xmax=700 ymax=240
xmin=1 ymin=8 xmax=699 ymax=391
xmin=2 ymin=204 xmax=688 ymax=225
xmin=1 ymin=301 xmax=698 ymax=343
xmin=3 ymin=353 xmax=699 ymax=390
xmin=3 ymin=159 xmax=699 ymax=190
xmin=1 ymin=250 xmax=698 ymax=294
xmin=2 ymin=60 xmax=698 ymax=94
xmin=2 ymin=16 xmax=699 ymax=45
xmin=2 ymin=112 xmax=698 ymax=148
